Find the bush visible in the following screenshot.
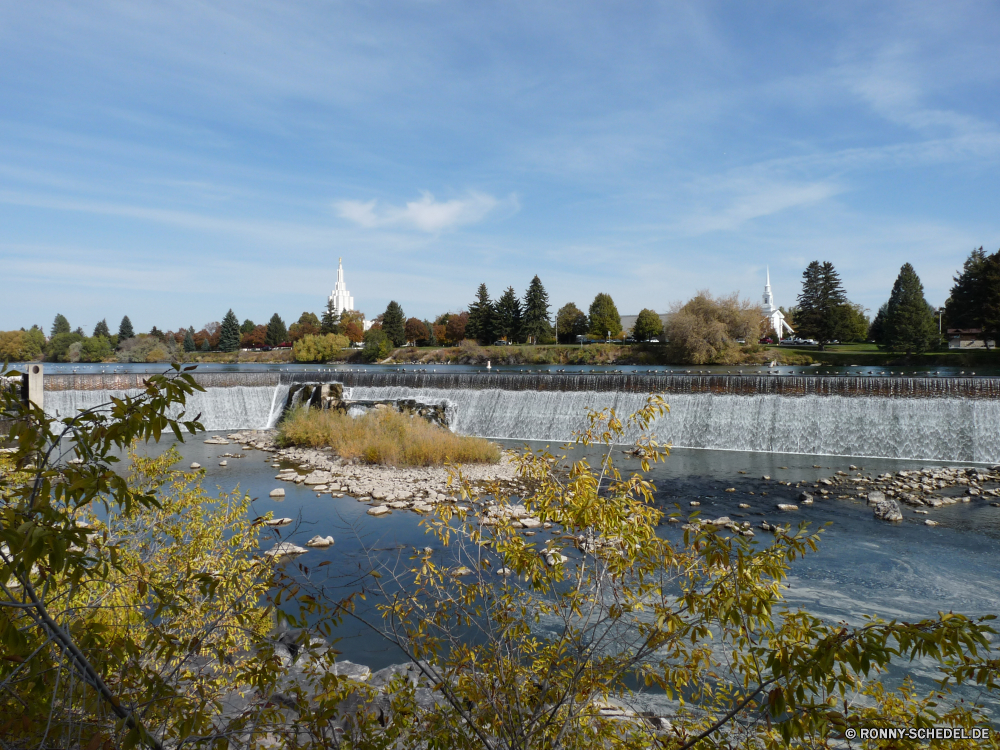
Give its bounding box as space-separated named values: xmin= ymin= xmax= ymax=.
xmin=278 ymin=407 xmax=501 ymax=466
xmin=665 ymin=290 xmax=762 ymax=364
xmin=293 ymin=333 xmax=350 ymax=362
xmin=362 ymin=328 xmax=393 ymax=362
xmin=116 ymin=335 xmax=179 ymax=363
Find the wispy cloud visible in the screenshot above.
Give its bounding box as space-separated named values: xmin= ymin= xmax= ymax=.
xmin=334 ymin=191 xmax=516 ymax=232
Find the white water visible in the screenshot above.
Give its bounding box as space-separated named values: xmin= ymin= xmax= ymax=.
xmin=45 ymin=386 xmax=282 ymax=431
xmin=345 ymin=386 xmax=1000 ymax=463
xmin=44 ymin=384 xmax=1000 ymax=462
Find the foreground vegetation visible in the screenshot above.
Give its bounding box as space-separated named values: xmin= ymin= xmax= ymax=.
xmin=2 ymin=366 xmax=999 ymax=749
xmin=278 ymin=406 xmax=501 ymax=466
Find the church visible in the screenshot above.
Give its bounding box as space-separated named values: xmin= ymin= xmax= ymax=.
xmin=762 ymin=268 xmax=794 ymax=339
xmin=329 ymin=258 xmax=374 ymax=331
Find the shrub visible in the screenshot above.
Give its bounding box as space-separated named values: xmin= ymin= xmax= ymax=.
xmin=278 ymin=407 xmax=501 ymax=466
xmin=293 ymin=333 xmax=350 ymax=362
xmin=362 ymin=328 xmax=393 ymax=362
xmin=666 ymin=290 xmax=762 ymax=363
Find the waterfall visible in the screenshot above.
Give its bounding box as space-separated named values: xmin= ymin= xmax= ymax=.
xmin=41 ymin=371 xmax=1000 ymax=462
xmin=45 ymin=386 xmax=284 ymax=431
xmin=345 ymin=386 xmax=1000 ymax=463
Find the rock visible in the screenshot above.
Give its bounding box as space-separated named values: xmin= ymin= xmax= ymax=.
xmin=711 ymin=516 xmax=731 ymax=526
xmin=968 ymin=488 xmax=980 ymax=496
xmin=496 ymin=567 xmax=513 ymax=576
xmin=264 ymin=542 xmax=308 ymax=559
xmin=450 ymin=566 xmax=474 ymax=576
xmin=269 ymin=488 xmax=285 ymax=498
xmin=367 ymin=505 xmax=391 ymax=516
xmin=724 ymin=488 xmax=736 ymax=493
xmin=738 ymin=503 xmax=750 ymax=509
xmin=305 ymin=535 xmax=335 ymax=547
xmin=520 ymin=517 xmax=542 ymax=528
xmin=818 ymin=478 xmax=833 ymax=486
xmin=190 ymin=462 xmax=201 ymax=469
xmin=872 ymin=498 xmax=903 ymax=522
xmin=866 ymin=491 xmax=886 ymax=506
xmin=924 ymin=520 xmax=939 ymax=526
xmin=545 ymin=552 xmax=568 ymax=566
xmin=761 ymin=475 xmax=770 ymax=481
xmin=411 ymin=503 xmax=433 ymax=513
xmin=798 ymin=492 xmax=814 ymax=503
xmin=265 ymin=517 xmax=293 ymax=527
xmin=388 ymin=501 xmax=411 ymax=509
xmin=689 ymin=501 xmax=700 ymax=506
xmin=218 ymin=460 xmax=227 ymax=466
xmin=776 ymin=504 xmax=798 ymax=511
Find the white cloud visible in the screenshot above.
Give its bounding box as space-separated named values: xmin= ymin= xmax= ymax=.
xmin=334 ymin=191 xmax=515 ymax=233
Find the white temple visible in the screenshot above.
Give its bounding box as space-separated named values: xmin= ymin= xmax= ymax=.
xmin=762 ymin=268 xmax=794 ymax=338
xmin=328 ymin=258 xmax=354 ymax=316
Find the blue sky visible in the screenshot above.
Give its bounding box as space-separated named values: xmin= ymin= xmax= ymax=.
xmin=2 ymin=1 xmax=998 ymax=333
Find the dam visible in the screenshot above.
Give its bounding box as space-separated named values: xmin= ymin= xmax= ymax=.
xmin=42 ymin=370 xmax=1000 ymax=463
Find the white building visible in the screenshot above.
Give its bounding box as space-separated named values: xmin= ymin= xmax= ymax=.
xmin=328 ymin=258 xmax=354 ymax=316
xmin=762 ymin=268 xmax=794 ymax=338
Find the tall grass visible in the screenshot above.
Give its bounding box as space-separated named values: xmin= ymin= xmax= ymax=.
xmin=278 ymin=407 xmax=501 ymax=467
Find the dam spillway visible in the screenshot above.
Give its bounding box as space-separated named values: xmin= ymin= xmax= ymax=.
xmin=42 ymin=371 xmax=1000 ymax=463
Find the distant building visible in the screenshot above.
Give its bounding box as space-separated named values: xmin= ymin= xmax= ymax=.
xmin=947 ymin=328 xmax=995 ymax=349
xmin=762 ymin=268 xmax=794 ymax=338
xmin=329 ymin=258 xmax=354 ymax=316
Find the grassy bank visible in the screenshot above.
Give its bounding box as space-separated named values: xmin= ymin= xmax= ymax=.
xmin=278 ymin=406 xmax=501 ymax=466
xmin=763 ymin=343 xmax=1000 ymax=367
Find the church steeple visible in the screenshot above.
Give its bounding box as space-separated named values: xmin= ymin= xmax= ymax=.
xmin=329 ymin=258 xmax=354 ymax=315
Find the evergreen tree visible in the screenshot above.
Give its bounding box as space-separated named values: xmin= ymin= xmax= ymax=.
xmin=467 ymin=283 xmax=495 ymax=345
xmin=588 ymin=293 xmax=622 ymax=339
xmin=73 ymin=327 xmax=86 ymax=337
xmin=321 ymin=299 xmax=339 ymax=334
xmin=632 ymin=309 xmax=664 ymax=342
xmin=522 ymin=275 xmax=551 ymax=344
xmin=494 ymin=287 xmax=523 ymax=342
xmin=200 ymin=337 xmax=211 ymax=352
xmin=265 ymin=313 xmax=287 ymax=346
xmin=882 ymin=263 xmax=938 ymax=354
xmin=93 ymin=319 xmax=111 ymax=339
xmin=556 ymin=303 xmax=589 ymax=343
xmin=382 ymin=301 xmax=407 ymax=347
xmin=869 ymin=303 xmax=889 ymax=345
xmin=240 ymin=319 xmax=256 ymax=334
xmin=424 ymin=320 xmax=437 ymax=347
xmin=50 ymin=314 xmax=70 ymax=337
xmin=219 ymin=309 xmax=242 ymax=352
xmin=795 ymin=261 xmax=849 ymax=349
xmin=118 ymin=315 xmax=134 ymax=342
xmin=944 ymin=247 xmax=988 ymax=331
xmin=979 ymin=250 xmax=1000 ymax=348
xmin=183 ymin=328 xmax=196 ymax=352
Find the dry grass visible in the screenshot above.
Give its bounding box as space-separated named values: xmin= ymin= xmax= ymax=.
xmin=278 ymin=407 xmax=501 ymax=467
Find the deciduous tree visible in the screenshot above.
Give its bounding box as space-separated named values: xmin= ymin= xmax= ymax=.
xmin=588 ymin=293 xmax=622 ymax=339
xmin=292 ymin=333 xmax=350 ymax=362
xmin=404 ymin=317 xmax=429 ymax=345
xmin=555 ymin=303 xmax=588 ymax=343
xmin=631 ymin=308 xmax=663 ymax=342
xmin=445 ymin=311 xmax=468 ymax=345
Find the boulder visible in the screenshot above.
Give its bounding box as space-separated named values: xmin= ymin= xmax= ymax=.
xmin=798 ymin=492 xmax=814 ymax=503
xmin=866 ymin=491 xmax=886 ymax=506
xmin=924 ymin=520 xmax=939 ymax=527
xmin=264 ymin=542 xmax=308 ymax=560
xmin=520 ymin=517 xmax=542 ymax=529
xmin=711 ymin=516 xmax=731 ymax=526
xmin=776 ymin=504 xmax=798 ymax=511
xmin=269 ymin=488 xmax=285 ymax=498
xmin=265 ymin=517 xmax=294 ymax=528
xmin=190 ymin=462 xmax=201 ymax=469
xmin=872 ymin=498 xmax=903 ymax=522
xmin=218 ymin=460 xmax=227 ymax=466
xmin=305 ymin=535 xmax=335 ymax=547
xmin=367 ymin=505 xmax=391 ymax=516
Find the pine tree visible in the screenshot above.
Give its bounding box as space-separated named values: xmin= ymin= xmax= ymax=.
xmin=979 ymin=250 xmax=1000 ymax=348
xmin=467 ymin=283 xmax=495 ymax=344
xmin=50 ymin=314 xmax=70 ymax=337
xmin=240 ymin=319 xmax=256 ymax=334
xmin=93 ymin=319 xmax=111 ymax=339
xmin=869 ymin=303 xmax=889 ymax=345
xmin=382 ymin=301 xmax=406 ymax=347
xmin=265 ymin=314 xmax=287 ymax=346
xmin=200 ymin=337 xmax=211 ymax=352
xmin=118 ymin=316 xmax=134 ymax=342
xmin=183 ymin=328 xmax=196 ymax=352
xmin=883 ymin=263 xmax=938 ymax=354
xmin=321 ymin=299 xmax=339 ymax=334
xmin=795 ymin=261 xmax=849 ymax=349
xmin=588 ymin=293 xmax=622 ymax=339
xmin=522 ymin=275 xmax=551 ymax=344
xmin=219 ymin=309 xmax=242 ymax=352
xmin=494 ymin=287 xmax=524 ymax=343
